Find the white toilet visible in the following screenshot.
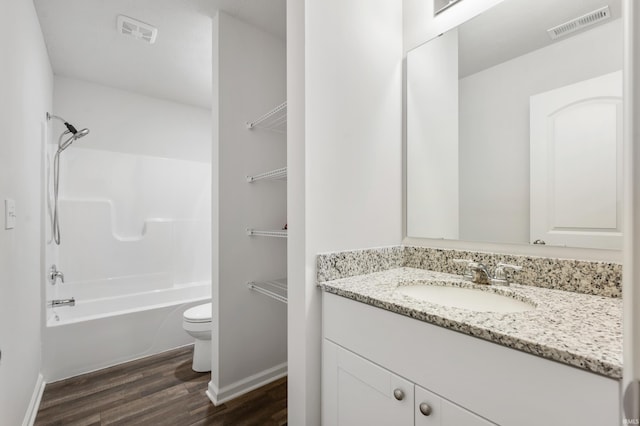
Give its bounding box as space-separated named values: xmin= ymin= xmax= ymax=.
xmin=183 ymin=302 xmax=212 ymax=372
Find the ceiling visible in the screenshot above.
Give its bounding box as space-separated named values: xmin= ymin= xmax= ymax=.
xmin=36 ymin=0 xmax=618 ymax=108
xmin=34 ymin=0 xmax=285 ymax=109
xmin=458 ymin=0 xmax=621 ymax=77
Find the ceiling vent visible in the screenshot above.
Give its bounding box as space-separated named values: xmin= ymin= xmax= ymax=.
xmin=547 ymin=6 xmax=610 ymax=40
xmin=117 ymin=15 xmax=158 ymax=44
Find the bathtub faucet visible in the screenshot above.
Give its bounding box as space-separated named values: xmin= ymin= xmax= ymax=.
xmin=48 ymin=298 xmax=75 ymax=308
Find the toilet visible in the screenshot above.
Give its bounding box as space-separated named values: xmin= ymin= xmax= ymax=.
xmin=183 ymin=302 xmax=212 ymax=372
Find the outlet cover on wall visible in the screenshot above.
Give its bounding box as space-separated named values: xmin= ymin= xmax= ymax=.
xmin=5 ymin=199 xmax=16 ymax=229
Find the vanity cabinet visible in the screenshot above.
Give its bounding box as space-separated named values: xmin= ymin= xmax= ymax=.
xmin=322 ymin=292 xmax=620 ymax=426
xmin=324 ymin=339 xmax=493 ymax=425
xmin=414 ymin=385 xmax=493 ymax=426
xmin=323 ymin=339 xmax=413 ymax=425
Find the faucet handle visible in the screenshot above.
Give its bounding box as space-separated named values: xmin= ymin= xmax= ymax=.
xmin=48 ymin=265 xmax=64 ymax=285
xmin=491 ymin=263 xmax=523 ymax=286
xmin=452 ymin=259 xmax=474 ymax=281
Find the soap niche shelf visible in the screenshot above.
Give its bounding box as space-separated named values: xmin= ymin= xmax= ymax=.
xmin=247 ymin=278 xmax=287 ymax=304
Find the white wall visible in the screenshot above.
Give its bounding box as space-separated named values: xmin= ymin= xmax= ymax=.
xmin=210 ymin=12 xmax=287 ymax=403
xmin=0 ymin=0 xmax=52 ymax=424
xmin=286 ymin=0 xmax=308 ymax=423
xmin=287 ymin=0 xmax=403 ymax=423
xmin=459 ymin=19 xmax=622 ymax=244
xmin=407 ymin=29 xmax=459 ymax=239
xmin=404 ymin=0 xmax=504 ymax=52
xmin=53 ymin=76 xmax=211 ymax=162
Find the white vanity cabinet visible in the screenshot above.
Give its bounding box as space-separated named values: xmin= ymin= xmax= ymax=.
xmin=323 ymin=340 xmax=413 ymax=425
xmin=324 ymin=339 xmax=493 ymax=425
xmin=414 ymin=385 xmax=493 ymax=426
xmin=322 ymin=292 xmax=620 ymax=426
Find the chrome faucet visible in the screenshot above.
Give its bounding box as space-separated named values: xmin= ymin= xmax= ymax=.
xmin=453 ymin=259 xmax=490 ymax=283
xmin=453 ymin=259 xmax=522 ymax=286
xmin=491 ymin=263 xmax=523 ymax=286
xmin=48 ymin=298 xmax=75 ymax=308
xmin=468 ymin=262 xmax=492 ymax=285
xmin=48 ymin=265 xmax=64 ymax=285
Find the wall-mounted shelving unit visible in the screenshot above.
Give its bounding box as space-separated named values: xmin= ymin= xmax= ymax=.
xmin=247 ymin=278 xmax=287 ymax=304
xmin=246 ymin=167 xmax=287 ymax=183
xmin=246 ymin=101 xmax=287 ymax=304
xmin=246 ymin=228 xmax=287 ymax=238
xmin=246 ymin=101 xmax=287 ymax=133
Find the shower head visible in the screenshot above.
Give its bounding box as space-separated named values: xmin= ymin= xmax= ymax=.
xmin=75 ymin=128 xmax=90 ymax=139
xmin=58 ymin=128 xmax=90 ymax=152
xmin=48 ymin=113 xmax=90 ymax=152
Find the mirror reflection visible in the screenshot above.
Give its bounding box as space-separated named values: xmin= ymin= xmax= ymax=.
xmin=407 ymin=0 xmax=623 ymax=249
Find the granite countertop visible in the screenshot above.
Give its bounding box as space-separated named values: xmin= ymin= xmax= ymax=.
xmin=318 ymin=267 xmax=623 ymax=379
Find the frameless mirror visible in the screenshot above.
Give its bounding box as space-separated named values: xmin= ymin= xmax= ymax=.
xmin=406 ymin=0 xmax=623 ymax=249
xmin=434 ymin=0 xmax=465 ymax=16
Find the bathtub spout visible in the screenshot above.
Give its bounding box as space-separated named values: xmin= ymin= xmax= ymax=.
xmin=48 ymin=298 xmax=75 ymax=308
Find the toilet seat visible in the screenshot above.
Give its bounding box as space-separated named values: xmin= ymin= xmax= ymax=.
xmin=183 ymin=303 xmax=211 ymax=323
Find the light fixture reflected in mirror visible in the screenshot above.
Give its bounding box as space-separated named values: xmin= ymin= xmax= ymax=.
xmin=434 ymin=0 xmax=464 ymax=16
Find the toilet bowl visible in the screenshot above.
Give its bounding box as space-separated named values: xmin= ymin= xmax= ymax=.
xmin=183 ymin=302 xmax=212 ymax=372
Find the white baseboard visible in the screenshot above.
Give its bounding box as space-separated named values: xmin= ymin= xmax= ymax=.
xmin=206 ymin=362 xmax=287 ymax=406
xmin=22 ymin=373 xmax=45 ymax=426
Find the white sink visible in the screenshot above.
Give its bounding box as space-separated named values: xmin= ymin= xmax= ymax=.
xmin=396 ymin=284 xmax=535 ymax=313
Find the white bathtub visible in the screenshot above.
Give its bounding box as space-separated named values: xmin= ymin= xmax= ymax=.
xmin=43 ymin=278 xmax=211 ymax=382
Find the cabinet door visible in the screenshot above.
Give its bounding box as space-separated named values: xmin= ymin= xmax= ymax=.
xmin=323 ymin=340 xmax=413 ymax=426
xmin=415 ymin=385 xmax=494 ymax=426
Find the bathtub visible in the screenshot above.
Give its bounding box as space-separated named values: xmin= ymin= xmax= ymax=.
xmin=43 ymin=276 xmax=211 ymax=382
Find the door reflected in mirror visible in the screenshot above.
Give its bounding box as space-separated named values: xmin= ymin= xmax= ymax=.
xmin=406 ymin=0 xmax=623 ymax=250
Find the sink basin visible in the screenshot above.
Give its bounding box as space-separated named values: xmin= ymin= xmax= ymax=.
xmin=396 ymin=284 xmax=535 ymax=313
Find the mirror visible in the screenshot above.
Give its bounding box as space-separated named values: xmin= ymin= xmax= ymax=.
xmin=406 ymin=0 xmax=623 ymax=249
xmin=434 ymin=0 xmax=465 ymax=16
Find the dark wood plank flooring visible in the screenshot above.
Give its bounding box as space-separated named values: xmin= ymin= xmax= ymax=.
xmin=34 ymin=346 xmax=287 ymax=426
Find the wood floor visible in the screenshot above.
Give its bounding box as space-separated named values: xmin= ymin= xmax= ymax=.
xmin=34 ymin=346 xmax=287 ymax=426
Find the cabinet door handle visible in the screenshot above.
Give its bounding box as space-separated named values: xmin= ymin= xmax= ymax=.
xmin=393 ymin=388 xmax=405 ymax=401
xmin=419 ymin=402 xmax=432 ymax=416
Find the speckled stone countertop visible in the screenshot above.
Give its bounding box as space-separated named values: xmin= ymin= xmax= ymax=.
xmin=319 ymin=267 xmax=623 ymax=379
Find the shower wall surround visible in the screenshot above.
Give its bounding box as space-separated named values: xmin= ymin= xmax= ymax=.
xmin=57 ymin=148 xmax=211 ymax=286
xmin=317 ymin=246 xmax=622 ymax=297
